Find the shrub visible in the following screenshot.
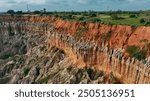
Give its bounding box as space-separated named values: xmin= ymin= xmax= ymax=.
xmin=140 ymin=39 xmax=149 ymax=43
xmin=0 ymin=51 xmax=14 ymax=59
xmin=68 ymin=14 xmax=72 ymax=19
xmin=86 ymin=68 xmax=95 ymax=80
xmin=129 ymin=14 xmax=137 ymax=18
xmin=78 ymin=16 xmax=85 ymax=21
xmin=145 ymin=21 xmax=150 ymax=26
xmin=54 ymin=14 xmax=59 ymax=17
xmin=23 ymin=68 xmax=30 ymax=76
xmin=139 ymin=18 xmax=150 ymax=25
xmin=127 ymin=46 xmax=139 ymax=56
xmin=140 ymin=18 xmax=146 ymax=23
xmin=90 ymin=13 xmax=97 ymax=17
xmin=111 ymin=14 xmax=119 ymax=20
xmin=133 ymin=51 xmax=145 ymax=61
xmin=87 ymin=18 xmax=101 ymax=23
xmin=127 ymin=45 xmax=145 ymax=60
xmin=36 ymin=67 xmax=40 ymax=76
xmin=91 ymin=18 xmax=101 ymax=23
xmin=82 ymin=13 xmax=89 ymax=16
xmin=131 ymin=25 xmax=137 ymax=30
xmin=0 ymin=53 xmax=11 ymax=59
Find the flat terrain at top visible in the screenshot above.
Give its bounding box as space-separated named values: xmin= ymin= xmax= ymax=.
xmin=48 ymin=11 xmax=150 ymax=26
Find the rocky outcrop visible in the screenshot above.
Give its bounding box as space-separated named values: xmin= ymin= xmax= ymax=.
xmin=0 ymin=15 xmax=150 ymax=84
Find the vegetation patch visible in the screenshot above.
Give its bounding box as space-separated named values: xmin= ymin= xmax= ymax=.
xmin=94 ymin=71 xmax=104 ymax=80
xmin=85 ymin=17 xmax=101 ymax=23
xmin=0 ymin=76 xmax=11 ymax=84
xmin=5 ymin=9 xmax=150 ymax=26
xmin=127 ymin=45 xmax=146 ymax=60
xmin=140 ymin=18 xmax=150 ymax=26
xmin=129 ymin=14 xmax=137 ymax=18
xmin=23 ymin=68 xmax=30 ymax=76
xmin=0 ymin=52 xmax=14 ymax=60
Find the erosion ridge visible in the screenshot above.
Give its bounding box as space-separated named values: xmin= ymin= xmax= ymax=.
xmin=0 ymin=15 xmax=150 ymax=84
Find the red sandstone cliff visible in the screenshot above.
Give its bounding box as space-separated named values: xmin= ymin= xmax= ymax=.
xmin=1 ymin=15 xmax=150 ymax=57
xmin=0 ymin=15 xmax=150 ymax=84
xmin=52 ymin=18 xmax=150 ymax=55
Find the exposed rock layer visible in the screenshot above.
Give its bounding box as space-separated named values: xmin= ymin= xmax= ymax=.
xmin=0 ymin=15 xmax=150 ymax=84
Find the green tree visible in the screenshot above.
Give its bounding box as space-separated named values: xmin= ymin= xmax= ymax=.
xmin=33 ymin=10 xmax=41 ymax=14
xmin=129 ymin=14 xmax=137 ymax=18
xmin=111 ymin=14 xmax=119 ymax=20
xmin=7 ymin=10 xmax=15 ymax=15
xmin=140 ymin=18 xmax=146 ymax=23
xmin=90 ymin=13 xmax=97 ymax=17
xmin=16 ymin=11 xmax=23 ymax=14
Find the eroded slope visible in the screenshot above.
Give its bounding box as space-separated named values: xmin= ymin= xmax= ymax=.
xmin=0 ymin=19 xmax=119 ymax=84
xmin=0 ymin=15 xmax=150 ymax=84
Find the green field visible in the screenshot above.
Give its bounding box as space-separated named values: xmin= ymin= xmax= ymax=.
xmin=5 ymin=10 xmax=150 ymax=26
xmin=50 ymin=11 xmax=150 ymax=26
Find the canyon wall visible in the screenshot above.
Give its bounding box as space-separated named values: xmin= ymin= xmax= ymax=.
xmin=0 ymin=16 xmax=150 ymax=84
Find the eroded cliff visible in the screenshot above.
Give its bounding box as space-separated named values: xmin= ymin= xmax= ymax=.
xmin=0 ymin=15 xmax=150 ymax=84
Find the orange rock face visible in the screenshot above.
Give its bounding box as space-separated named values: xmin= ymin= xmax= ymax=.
xmin=1 ymin=15 xmax=150 ymax=53
xmin=128 ymin=26 xmax=150 ymax=46
xmin=1 ymin=15 xmax=150 ymax=84
xmin=53 ymin=19 xmax=82 ymax=35
xmin=52 ymin=18 xmax=150 ymax=53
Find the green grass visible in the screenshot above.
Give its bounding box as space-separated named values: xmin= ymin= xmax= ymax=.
xmin=101 ymin=18 xmax=142 ymax=25
xmin=100 ymin=14 xmax=142 ymax=26
xmin=50 ymin=13 xmax=149 ymax=26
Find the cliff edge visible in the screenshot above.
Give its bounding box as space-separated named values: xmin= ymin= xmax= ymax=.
xmin=0 ymin=15 xmax=150 ymax=84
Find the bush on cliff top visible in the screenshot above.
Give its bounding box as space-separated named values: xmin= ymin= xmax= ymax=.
xmin=129 ymin=14 xmax=137 ymax=18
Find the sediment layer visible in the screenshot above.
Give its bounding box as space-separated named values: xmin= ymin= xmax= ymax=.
xmin=0 ymin=15 xmax=150 ymax=84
